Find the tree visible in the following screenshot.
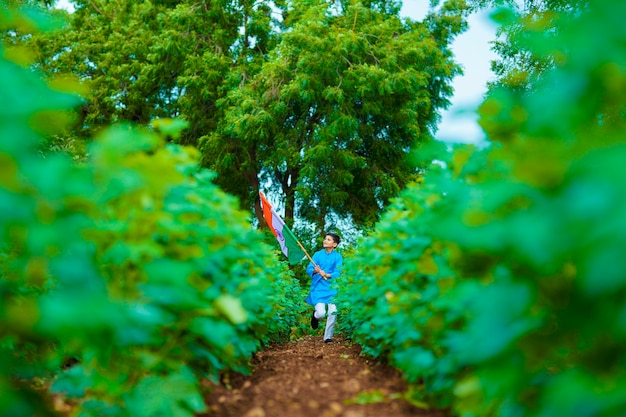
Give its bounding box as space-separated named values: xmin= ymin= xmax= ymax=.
xmin=469 ymin=0 xmax=589 ymax=91
xmin=203 ymin=0 xmax=468 ymax=232
xmin=29 ymin=0 xmax=270 ymax=144
xmin=26 ymin=0 xmax=468 ymax=236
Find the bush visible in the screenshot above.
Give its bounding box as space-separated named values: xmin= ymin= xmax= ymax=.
xmin=338 ymin=1 xmax=626 ymax=416
xmin=0 ymin=4 xmax=302 ymax=416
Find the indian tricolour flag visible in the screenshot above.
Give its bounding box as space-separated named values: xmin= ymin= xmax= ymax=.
xmin=259 ymin=192 xmax=305 ymax=265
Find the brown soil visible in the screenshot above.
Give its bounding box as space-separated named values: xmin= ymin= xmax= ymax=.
xmin=201 ymin=335 xmax=445 ymax=417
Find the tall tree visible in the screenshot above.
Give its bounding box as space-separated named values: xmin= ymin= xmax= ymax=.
xmin=26 ymin=0 xmax=467 ymax=235
xmin=29 ymin=0 xmax=271 ymax=144
xmin=203 ymin=0 xmax=468 ymax=232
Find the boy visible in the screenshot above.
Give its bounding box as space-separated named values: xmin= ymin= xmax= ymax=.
xmin=305 ymin=232 xmax=342 ymax=343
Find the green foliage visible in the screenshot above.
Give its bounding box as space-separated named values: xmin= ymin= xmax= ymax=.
xmin=477 ymin=0 xmax=590 ymax=91
xmin=0 ymin=4 xmax=305 ymax=416
xmin=205 ymin=0 xmax=468 ymax=231
xmin=13 ymin=0 xmax=471 ymax=237
xmin=345 ymin=388 xmax=395 ymax=405
xmin=339 ymin=0 xmax=626 ymax=416
xmin=26 ymin=0 xmax=259 ymax=144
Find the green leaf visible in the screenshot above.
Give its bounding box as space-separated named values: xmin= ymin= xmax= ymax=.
xmin=445 ymin=281 xmax=541 ymax=364
xmin=151 ymin=118 xmax=190 ymax=140
xmin=124 ymin=367 xmax=206 ymax=417
xmin=50 ymin=365 xmax=92 ymax=398
xmin=214 ymin=294 xmax=248 ymax=325
xmin=393 ymin=347 xmax=436 ymax=379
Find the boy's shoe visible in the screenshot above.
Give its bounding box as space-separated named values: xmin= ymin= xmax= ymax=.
xmin=310 ymin=311 xmax=319 ymax=329
xmin=324 ymin=338 xmax=333 ymax=343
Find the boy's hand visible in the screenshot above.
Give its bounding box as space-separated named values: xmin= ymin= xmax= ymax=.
xmin=314 ymin=266 xmax=328 ymax=279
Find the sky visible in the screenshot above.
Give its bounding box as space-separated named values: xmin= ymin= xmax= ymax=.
xmin=56 ymin=0 xmax=497 ymax=145
xmin=401 ymin=2 xmax=499 ymax=145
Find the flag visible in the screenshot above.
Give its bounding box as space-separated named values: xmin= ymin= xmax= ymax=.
xmin=259 ymin=192 xmax=305 ymax=265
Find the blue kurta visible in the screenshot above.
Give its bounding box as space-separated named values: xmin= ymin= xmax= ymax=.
xmin=305 ymin=249 xmax=343 ymax=305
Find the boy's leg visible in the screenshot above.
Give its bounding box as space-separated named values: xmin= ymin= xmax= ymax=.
xmin=314 ymin=303 xmax=326 ymax=319
xmin=311 ymin=303 xmax=326 ymax=329
xmin=323 ymin=303 xmax=337 ymax=341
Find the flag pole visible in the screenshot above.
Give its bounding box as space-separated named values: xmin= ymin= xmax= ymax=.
xmin=294 ymin=236 xmax=326 ymax=280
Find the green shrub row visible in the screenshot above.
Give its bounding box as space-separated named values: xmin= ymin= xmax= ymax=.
xmin=337 ymin=1 xmax=626 ymax=416
xmin=0 ymin=5 xmax=303 ymax=417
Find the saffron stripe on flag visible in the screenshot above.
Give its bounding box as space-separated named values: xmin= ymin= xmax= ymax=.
xmin=260 ymin=192 xmax=305 ymax=265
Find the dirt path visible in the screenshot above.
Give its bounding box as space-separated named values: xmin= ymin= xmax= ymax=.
xmin=201 ymin=335 xmax=444 ymax=417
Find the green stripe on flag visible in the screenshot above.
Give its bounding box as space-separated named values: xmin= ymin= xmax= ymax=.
xmin=282 ymin=223 xmax=305 ymax=264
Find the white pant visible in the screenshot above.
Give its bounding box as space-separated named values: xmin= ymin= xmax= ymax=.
xmin=314 ymin=303 xmax=337 ymax=341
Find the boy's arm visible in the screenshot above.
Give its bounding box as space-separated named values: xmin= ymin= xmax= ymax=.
xmin=327 ymin=254 xmax=343 ymax=279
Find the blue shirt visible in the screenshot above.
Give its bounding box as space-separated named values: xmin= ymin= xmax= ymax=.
xmin=305 ymin=249 xmax=343 ymax=305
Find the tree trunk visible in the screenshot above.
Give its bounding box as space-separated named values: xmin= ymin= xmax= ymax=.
xmin=284 ymin=170 xmax=297 ymax=227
